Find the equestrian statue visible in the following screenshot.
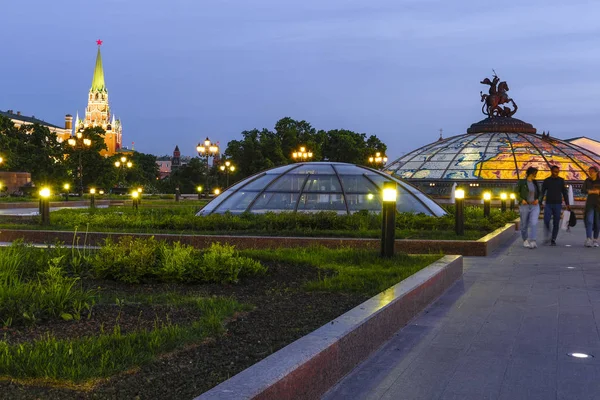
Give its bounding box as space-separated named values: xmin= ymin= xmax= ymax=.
xmin=480 ymin=71 xmax=518 ymax=117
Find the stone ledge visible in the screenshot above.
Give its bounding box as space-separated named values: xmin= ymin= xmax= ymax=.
xmin=0 ymin=225 xmax=515 ymax=256
xmin=195 ymin=255 xmax=463 ymax=400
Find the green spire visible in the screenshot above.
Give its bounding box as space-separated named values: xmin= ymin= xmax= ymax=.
xmin=91 ymin=46 xmax=106 ymax=92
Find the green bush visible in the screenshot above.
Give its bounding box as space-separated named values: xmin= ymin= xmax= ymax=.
xmin=90 ymin=237 xmax=266 ymax=284
xmin=0 ymin=242 xmax=95 ymax=326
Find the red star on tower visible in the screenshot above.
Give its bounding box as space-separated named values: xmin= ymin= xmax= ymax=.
xmin=96 ymin=39 xmax=103 ymax=46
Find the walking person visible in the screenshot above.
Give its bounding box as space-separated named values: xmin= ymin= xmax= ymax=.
xmin=541 ymin=165 xmax=570 ymax=246
xmin=516 ymin=167 xmax=542 ymax=249
xmin=582 ymin=166 xmax=600 ymax=247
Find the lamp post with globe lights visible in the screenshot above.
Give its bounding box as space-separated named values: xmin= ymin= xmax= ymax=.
xmin=368 ymin=152 xmax=388 ymax=169
xmin=114 ymin=156 xmax=133 ymax=186
xmin=292 ymin=147 xmax=313 ymax=162
xmin=220 ymin=161 xmax=236 ymax=188
xmin=196 ymin=137 xmax=219 ymax=196
xmin=68 ymin=130 xmax=92 ymax=196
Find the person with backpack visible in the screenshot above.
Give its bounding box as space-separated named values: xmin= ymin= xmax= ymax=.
xmin=541 ymin=165 xmax=570 ymax=246
xmin=516 ymin=167 xmax=542 ymax=249
xmin=582 ymin=166 xmax=600 ymax=247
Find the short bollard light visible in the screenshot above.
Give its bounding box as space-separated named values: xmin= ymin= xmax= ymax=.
xmin=137 ymin=187 xmax=143 ymax=205
xmin=89 ymin=188 xmax=96 ymax=209
xmin=381 ymin=181 xmax=397 ymax=257
xmin=39 ymin=187 xmax=51 ymax=225
xmin=500 ymin=192 xmax=507 ymax=213
xmin=509 ymin=193 xmax=516 ymax=211
xmin=63 ymin=183 xmax=70 ymax=202
xmin=197 ymin=185 xmax=203 ymax=200
xmin=175 ymin=187 xmax=181 ymax=202
xmin=214 ymin=188 xmax=221 ymax=196
xmin=455 ymin=188 xmax=465 ymax=236
xmin=99 ymin=190 xmax=105 ymax=195
xmin=132 ymin=190 xmax=140 ymax=210
xmin=483 ymin=192 xmax=492 ymax=218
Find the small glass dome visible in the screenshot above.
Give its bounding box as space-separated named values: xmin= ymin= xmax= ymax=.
xmin=197 ymin=162 xmax=446 ymax=217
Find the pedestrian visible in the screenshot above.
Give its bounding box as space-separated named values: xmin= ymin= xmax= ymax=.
xmin=582 ymin=166 xmax=600 ymax=247
xmin=541 ymin=165 xmax=570 ymax=246
xmin=516 ymin=167 xmax=541 ymax=249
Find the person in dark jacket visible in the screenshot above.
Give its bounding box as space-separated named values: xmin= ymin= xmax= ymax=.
xmin=582 ymin=166 xmax=600 ymax=247
xmin=541 ymin=165 xmax=570 ymax=246
xmin=516 ymin=167 xmax=542 ymax=249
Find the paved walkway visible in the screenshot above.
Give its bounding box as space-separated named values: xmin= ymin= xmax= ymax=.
xmin=324 ymin=223 xmax=600 ymax=400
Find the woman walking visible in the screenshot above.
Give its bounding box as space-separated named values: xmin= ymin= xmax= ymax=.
xmin=516 ymin=167 xmax=541 ymax=249
xmin=582 ymin=166 xmax=600 ymax=247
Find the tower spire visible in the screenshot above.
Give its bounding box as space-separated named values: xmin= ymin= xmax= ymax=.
xmin=91 ymin=40 xmax=106 ymax=92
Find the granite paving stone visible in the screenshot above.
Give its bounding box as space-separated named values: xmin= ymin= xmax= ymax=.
xmin=324 ymin=223 xmax=600 ymax=400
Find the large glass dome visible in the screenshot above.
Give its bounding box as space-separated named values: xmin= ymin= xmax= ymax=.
xmin=198 ymin=162 xmax=446 ymax=217
xmin=386 ymin=131 xmax=599 ymax=182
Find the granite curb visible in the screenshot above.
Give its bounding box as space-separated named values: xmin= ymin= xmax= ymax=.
xmin=0 ymin=224 xmax=515 ymax=256
xmin=194 ymin=255 xmax=463 ymax=400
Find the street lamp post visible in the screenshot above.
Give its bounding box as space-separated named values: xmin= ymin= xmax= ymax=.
xmin=89 ymin=188 xmax=96 ymax=209
xmin=368 ymin=152 xmax=388 ymax=169
xmin=131 ymin=190 xmax=139 ymax=210
xmin=63 ymin=183 xmax=70 ymax=202
xmin=455 ymin=188 xmax=465 ymax=236
xmin=381 ymin=181 xmax=397 ymax=257
xmin=196 ymin=137 xmax=219 ymax=196
xmin=196 ymin=186 xmax=203 ymax=200
xmin=68 ymin=131 xmax=92 ymax=196
xmin=219 ymin=161 xmax=235 ymax=188
xmin=500 ymin=192 xmax=507 ymax=213
xmin=483 ymin=192 xmax=492 ymax=218
xmin=509 ymin=193 xmax=516 ymax=212
xmin=292 ymin=147 xmax=313 ymax=162
xmin=39 ymin=187 xmax=51 ymax=225
xmin=114 ymin=156 xmax=133 ymax=187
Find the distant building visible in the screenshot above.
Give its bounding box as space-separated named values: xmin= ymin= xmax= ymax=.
xmin=566 ymin=137 xmax=600 ymax=158
xmin=156 ymin=146 xmax=190 ymax=179
xmin=172 ymin=145 xmax=181 ymax=171
xmin=0 ymin=109 xmax=72 ymax=142
xmin=74 ymin=40 xmax=123 ymax=157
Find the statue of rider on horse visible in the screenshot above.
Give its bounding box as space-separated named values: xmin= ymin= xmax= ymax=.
xmin=480 ymin=70 xmax=518 ymax=118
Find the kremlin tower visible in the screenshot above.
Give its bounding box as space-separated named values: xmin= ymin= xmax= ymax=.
xmin=75 ymin=40 xmax=123 ymax=156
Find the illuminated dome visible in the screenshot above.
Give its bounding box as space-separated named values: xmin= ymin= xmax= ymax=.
xmin=386 ymin=129 xmax=599 ymax=182
xmin=198 ymin=162 xmax=446 ymax=217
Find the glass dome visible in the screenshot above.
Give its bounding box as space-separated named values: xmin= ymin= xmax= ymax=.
xmin=198 ymin=162 xmax=446 ymax=217
xmin=386 ymin=131 xmax=600 ymax=181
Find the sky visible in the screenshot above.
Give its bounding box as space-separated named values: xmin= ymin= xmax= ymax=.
xmin=1 ymin=0 xmax=600 ymax=160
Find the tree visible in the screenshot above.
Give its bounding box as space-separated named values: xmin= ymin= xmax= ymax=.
xmin=63 ymin=127 xmax=113 ymax=192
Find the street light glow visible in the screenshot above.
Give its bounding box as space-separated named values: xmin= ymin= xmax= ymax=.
xmin=455 ymin=188 xmax=465 ymax=199
xmin=382 ymin=182 xmax=397 ymax=202
xmin=214 ymin=188 xmax=221 ymax=195
xmin=500 ymin=193 xmax=507 ymax=200
xmin=90 ymin=188 xmax=96 ymax=194
xmin=64 ymin=183 xmax=70 ymax=190
xmin=132 ymin=191 xmax=139 ymax=198
xmin=510 ymin=193 xmax=516 ymax=200
xmin=39 ymin=188 xmax=51 ymax=198
xmin=483 ymin=192 xmax=492 ymax=201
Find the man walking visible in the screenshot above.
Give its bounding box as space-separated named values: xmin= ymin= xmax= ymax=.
xmin=541 ymin=165 xmax=570 ymax=246
xmin=582 ymin=166 xmax=600 ymax=247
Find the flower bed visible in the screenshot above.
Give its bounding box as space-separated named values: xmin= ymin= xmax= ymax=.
xmin=0 ymin=239 xmax=439 ymax=399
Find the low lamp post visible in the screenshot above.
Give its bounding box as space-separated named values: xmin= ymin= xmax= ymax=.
xmin=455 ymin=188 xmax=465 ymax=236
xmin=500 ymin=192 xmax=507 ymax=213
xmin=197 ymin=185 xmax=203 ymax=200
xmin=39 ymin=187 xmax=50 ymax=225
xmin=175 ymin=186 xmax=180 ymax=202
xmin=137 ymin=187 xmax=142 ymax=205
xmin=381 ymin=181 xmax=397 ymax=258
xmin=509 ymin=193 xmax=516 ymax=212
xmin=483 ymin=192 xmax=492 ymax=218
xmin=63 ymin=183 xmax=70 ymax=202
xmin=132 ymin=190 xmax=140 ymax=210
xmin=89 ymin=188 xmax=96 ymax=209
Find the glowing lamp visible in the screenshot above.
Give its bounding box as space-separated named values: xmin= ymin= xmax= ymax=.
xmin=382 ymin=182 xmax=397 ymax=202
xmin=39 ymin=188 xmax=51 ymax=198
xmin=214 ymin=188 xmax=221 ymax=195
xmin=99 ymin=190 xmax=105 ymax=195
xmin=120 ymin=156 xmax=126 ymax=163
xmin=132 ymin=191 xmax=139 ymax=198
xmin=127 ymin=162 xmax=132 ymax=168
xmin=483 ymin=192 xmax=492 ymax=201
xmin=197 ymin=186 xmax=203 ymax=192
xmin=455 ymin=189 xmax=465 ymax=199
xmin=63 ymin=184 xmax=70 ymax=190
xmin=115 ymin=161 xmax=121 ymax=167
xmin=500 ymin=193 xmax=507 ymax=200
xmin=89 ymin=188 xmax=96 ymax=194
xmin=510 ymin=193 xmax=516 ymax=200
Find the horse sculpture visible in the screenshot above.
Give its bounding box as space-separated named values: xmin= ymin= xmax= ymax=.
xmin=480 ymin=74 xmax=518 ymax=117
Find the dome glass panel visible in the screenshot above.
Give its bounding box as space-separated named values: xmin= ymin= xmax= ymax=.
xmin=197 ymin=162 xmax=446 ymax=217
xmin=386 ymin=131 xmax=599 ymax=182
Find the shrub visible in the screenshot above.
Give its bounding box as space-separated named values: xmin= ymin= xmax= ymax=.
xmin=194 ymin=243 xmax=267 ymax=284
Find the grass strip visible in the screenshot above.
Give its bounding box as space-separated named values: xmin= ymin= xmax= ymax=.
xmin=242 ymin=246 xmax=442 ymax=296
xmin=0 ymin=297 xmax=248 ymax=385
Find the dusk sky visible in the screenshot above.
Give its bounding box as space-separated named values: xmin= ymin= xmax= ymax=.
xmin=1 ymin=0 xmax=599 ymax=160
